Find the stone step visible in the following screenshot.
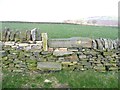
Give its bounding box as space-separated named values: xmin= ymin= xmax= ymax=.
xmin=37 ymin=62 xmax=62 ymax=71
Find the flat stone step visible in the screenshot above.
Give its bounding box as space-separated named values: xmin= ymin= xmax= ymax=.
xmin=37 ymin=62 xmax=62 ymax=71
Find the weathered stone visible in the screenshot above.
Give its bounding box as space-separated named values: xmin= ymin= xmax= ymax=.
xmin=48 ymin=48 xmax=54 ymax=52
xmin=14 ymin=31 xmax=21 ymax=42
xmin=37 ymin=62 xmax=61 ymax=70
xmin=61 ymin=61 xmax=73 ymax=65
xmin=95 ymin=39 xmax=104 ymax=50
xmin=100 ymin=38 xmax=105 ymax=48
xmin=4 ymin=41 xmax=15 ymax=46
xmin=30 ymin=44 xmax=42 ymax=50
xmin=10 ymin=32 xmax=15 ymax=41
xmin=48 ymin=37 xmax=92 ymax=48
xmin=25 ymin=30 xmax=31 ymax=41
xmin=12 ymin=69 xmax=24 ymax=73
xmin=92 ymin=40 xmax=97 ymax=49
xmin=42 ymin=33 xmax=48 ymax=51
xmin=65 ymin=54 xmax=78 ymax=61
xmin=53 ymin=51 xmax=74 ymax=57
xmin=103 ymin=51 xmax=113 ymax=56
xmin=41 ymin=51 xmax=52 ymax=55
xmin=96 ymin=64 xmax=103 ymax=67
xmin=37 ymin=57 xmax=47 ymax=62
xmin=80 ymin=61 xmax=89 ymax=65
xmin=109 ymin=67 xmax=118 ymax=71
xmin=0 ymin=51 xmax=7 ymax=57
xmin=79 ymin=55 xmax=87 ymax=59
xmin=67 ymin=48 xmax=78 ymax=52
xmin=58 ymin=48 xmax=67 ymax=51
xmin=113 ymin=40 xmax=118 ymax=49
xmin=103 ymin=39 xmax=109 ymax=49
xmin=94 ymin=66 xmax=106 ymax=72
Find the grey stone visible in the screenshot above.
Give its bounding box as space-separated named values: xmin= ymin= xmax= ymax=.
xmin=79 ymin=55 xmax=87 ymax=59
xmin=0 ymin=51 xmax=6 ymax=57
xmin=31 ymin=28 xmax=37 ymax=41
xmin=48 ymin=37 xmax=92 ymax=48
xmin=12 ymin=69 xmax=24 ymax=73
xmin=103 ymin=39 xmax=109 ymax=49
xmin=57 ymin=57 xmax=65 ymax=62
xmin=95 ymin=39 xmax=104 ymax=50
xmin=42 ymin=33 xmax=48 ymax=51
xmin=53 ymin=51 xmax=74 ymax=57
xmin=26 ymin=30 xmax=31 ymax=41
xmin=37 ymin=62 xmax=62 ymax=70
xmin=107 ymin=39 xmax=113 ymax=50
xmin=41 ymin=51 xmax=52 ymax=55
xmin=92 ymin=40 xmax=97 ymax=49
xmin=99 ymin=38 xmax=105 ymax=50
xmin=67 ymin=48 xmax=78 ymax=52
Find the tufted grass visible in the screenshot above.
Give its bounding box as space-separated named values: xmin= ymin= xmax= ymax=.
xmin=2 ymin=69 xmax=119 ymax=88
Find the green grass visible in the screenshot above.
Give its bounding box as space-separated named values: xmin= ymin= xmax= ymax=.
xmin=2 ymin=70 xmax=119 ymax=88
xmin=1 ymin=22 xmax=118 ymax=39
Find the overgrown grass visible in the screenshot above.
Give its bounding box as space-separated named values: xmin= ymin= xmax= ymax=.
xmin=2 ymin=70 xmax=119 ymax=88
xmin=1 ymin=22 xmax=118 ymax=39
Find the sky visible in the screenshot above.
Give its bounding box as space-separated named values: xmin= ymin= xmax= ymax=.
xmin=0 ymin=0 xmax=119 ymax=22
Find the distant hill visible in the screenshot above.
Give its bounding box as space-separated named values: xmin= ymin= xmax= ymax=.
xmin=64 ymin=16 xmax=118 ymax=26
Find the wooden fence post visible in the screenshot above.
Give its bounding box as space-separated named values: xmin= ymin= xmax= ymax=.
xmin=41 ymin=33 xmax=48 ymax=51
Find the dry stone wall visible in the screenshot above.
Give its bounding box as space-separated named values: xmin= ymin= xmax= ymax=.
xmin=0 ymin=28 xmax=120 ymax=73
xmin=1 ymin=43 xmax=119 ymax=73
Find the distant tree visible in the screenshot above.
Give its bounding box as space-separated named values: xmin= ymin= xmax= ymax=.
xmin=92 ymin=20 xmax=97 ymax=25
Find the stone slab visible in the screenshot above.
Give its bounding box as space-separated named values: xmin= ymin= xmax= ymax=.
xmin=53 ymin=51 xmax=74 ymax=57
xmin=37 ymin=62 xmax=61 ymax=70
xmin=48 ymin=37 xmax=92 ymax=48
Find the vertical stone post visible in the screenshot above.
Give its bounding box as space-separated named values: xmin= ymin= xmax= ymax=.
xmin=41 ymin=33 xmax=48 ymax=51
xmin=0 ymin=22 xmax=2 ymax=90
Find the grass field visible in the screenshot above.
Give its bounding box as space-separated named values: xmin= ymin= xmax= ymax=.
xmin=1 ymin=22 xmax=118 ymax=39
xmin=2 ymin=70 xmax=119 ymax=88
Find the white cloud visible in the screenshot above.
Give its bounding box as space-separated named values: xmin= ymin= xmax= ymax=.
xmin=0 ymin=0 xmax=119 ymax=22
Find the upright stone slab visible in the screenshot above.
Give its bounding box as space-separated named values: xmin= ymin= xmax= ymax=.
xmin=103 ymin=39 xmax=109 ymax=49
xmin=14 ymin=31 xmax=21 ymax=42
xmin=36 ymin=29 xmax=41 ymax=41
xmin=92 ymin=40 xmax=97 ymax=49
xmin=42 ymin=33 xmax=48 ymax=51
xmin=95 ymin=39 xmax=104 ymax=50
xmin=6 ymin=29 xmax=11 ymax=41
xmin=26 ymin=30 xmax=31 ymax=41
xmin=10 ymin=31 xmax=15 ymax=41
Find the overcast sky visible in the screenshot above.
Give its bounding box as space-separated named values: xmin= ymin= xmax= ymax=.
xmin=0 ymin=0 xmax=119 ymax=22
